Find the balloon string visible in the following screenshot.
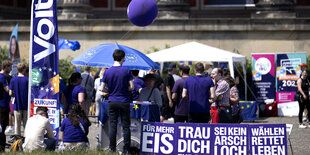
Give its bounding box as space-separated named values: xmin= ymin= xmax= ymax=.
xmin=118 ymin=26 xmax=136 ymax=42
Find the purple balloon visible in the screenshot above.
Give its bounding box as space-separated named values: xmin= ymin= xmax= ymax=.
xmin=127 ymin=0 xmax=158 ymax=27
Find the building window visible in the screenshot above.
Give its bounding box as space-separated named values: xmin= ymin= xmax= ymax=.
xmin=90 ymin=0 xmax=109 ymax=8
xmin=190 ymin=0 xmax=197 ymax=6
xmin=297 ymin=0 xmax=310 ymax=5
xmin=115 ymin=0 xmax=130 ymax=8
xmin=17 ymin=0 xmax=27 ymax=7
xmin=204 ymin=0 xmax=255 ymax=5
xmin=0 ymin=0 xmax=13 ymax=6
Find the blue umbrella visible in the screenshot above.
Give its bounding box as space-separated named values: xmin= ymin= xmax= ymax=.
xmin=71 ymin=43 xmax=160 ymax=70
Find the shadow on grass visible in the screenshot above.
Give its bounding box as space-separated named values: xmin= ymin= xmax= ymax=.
xmin=5 ymin=150 xmax=120 ymax=155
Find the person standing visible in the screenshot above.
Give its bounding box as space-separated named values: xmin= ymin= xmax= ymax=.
xmin=0 ymin=60 xmax=12 ymax=151
xmin=182 ymin=62 xmax=215 ymax=123
xmin=149 ymin=69 xmax=163 ymax=91
xmin=162 ymin=63 xmax=177 ymax=121
xmin=138 ymin=74 xmax=162 ymax=106
xmin=81 ymin=66 xmax=94 ymax=115
xmin=63 ymin=72 xmax=85 ymax=114
xmin=131 ymin=70 xmax=145 ymax=101
xmin=22 ymin=107 xmax=55 ymax=152
xmin=100 ymin=49 xmax=134 ymax=154
xmin=299 ymin=63 xmax=310 ymax=81
xmin=9 ymin=62 xmax=29 ymax=136
xmin=94 ymin=68 xmax=107 ymax=125
xmin=172 ymin=65 xmax=190 ymax=123
xmin=299 ymin=63 xmax=310 ymax=122
xmin=204 ymin=61 xmax=213 ymax=77
xmin=211 ymin=68 xmax=231 ymax=123
xmin=225 ymin=76 xmax=242 ymax=123
xmin=297 ymin=70 xmax=310 ymax=128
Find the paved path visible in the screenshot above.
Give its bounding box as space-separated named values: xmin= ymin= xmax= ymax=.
xmin=243 ymin=116 xmax=310 ymax=155
xmin=6 ymin=116 xmax=310 ymax=154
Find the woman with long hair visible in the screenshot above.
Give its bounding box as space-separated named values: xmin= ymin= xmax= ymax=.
xmin=94 ymin=68 xmax=108 ymax=125
xmin=62 ymin=72 xmax=85 ymax=114
xmin=297 ymin=70 xmax=310 ymax=128
xmin=224 ymin=76 xmax=242 ymax=123
xmin=9 ymin=35 xmax=21 ymax=77
xmin=59 ymin=103 xmax=91 ymax=149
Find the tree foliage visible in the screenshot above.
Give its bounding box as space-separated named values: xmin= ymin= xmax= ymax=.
xmin=0 ymin=45 xmax=9 ymax=62
xmin=59 ymin=56 xmax=76 ymax=85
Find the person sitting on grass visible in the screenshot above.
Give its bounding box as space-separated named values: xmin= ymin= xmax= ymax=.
xmin=59 ymin=103 xmax=91 ymax=150
xmin=22 ymin=107 xmax=55 ymax=152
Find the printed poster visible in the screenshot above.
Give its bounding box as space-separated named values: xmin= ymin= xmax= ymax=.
xmin=251 ymin=54 xmax=275 ymax=103
xmin=276 ymin=53 xmax=307 ymax=103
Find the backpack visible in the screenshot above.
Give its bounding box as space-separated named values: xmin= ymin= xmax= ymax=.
xmin=10 ymin=137 xmax=24 ymax=152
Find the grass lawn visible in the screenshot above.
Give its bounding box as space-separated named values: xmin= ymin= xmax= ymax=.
xmin=5 ymin=150 xmax=120 ymax=155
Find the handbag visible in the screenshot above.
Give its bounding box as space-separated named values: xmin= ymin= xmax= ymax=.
xmin=218 ymin=107 xmax=233 ymax=123
xmin=147 ymin=88 xmax=155 ymax=102
xmin=294 ymin=93 xmax=300 ymax=101
xmin=79 ymin=122 xmax=89 ymax=148
xmin=83 ymin=74 xmax=90 ymax=100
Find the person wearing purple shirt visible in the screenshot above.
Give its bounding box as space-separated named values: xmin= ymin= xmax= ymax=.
xmin=9 ymin=62 xmax=28 ymax=136
xmin=60 ymin=103 xmax=91 ymax=149
xmin=0 ymin=60 xmax=12 ymax=151
xmin=182 ymin=62 xmax=215 ymax=123
xmin=131 ymin=70 xmax=145 ymax=101
xmin=172 ymin=65 xmax=190 ymax=123
xmin=63 ymin=72 xmax=85 ymax=114
xmin=101 ymin=49 xmax=134 ymax=154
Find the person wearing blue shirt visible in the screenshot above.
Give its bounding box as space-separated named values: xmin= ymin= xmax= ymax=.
xmin=9 ymin=62 xmax=29 ymax=136
xmin=60 ymin=103 xmax=91 ymax=149
xmin=63 ymin=72 xmax=85 ymax=114
xmin=182 ymin=62 xmax=215 ymax=123
xmin=101 ymin=49 xmax=134 ymax=154
xmin=131 ymin=70 xmax=145 ymax=101
xmin=0 ymin=60 xmax=12 ymax=151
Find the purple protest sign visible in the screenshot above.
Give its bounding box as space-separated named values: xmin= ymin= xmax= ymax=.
xmin=213 ymin=124 xmax=249 ymax=155
xmin=140 ymin=122 xmax=176 ymax=155
xmin=249 ymin=124 xmax=287 ymax=155
xmin=175 ymin=123 xmax=213 ymax=154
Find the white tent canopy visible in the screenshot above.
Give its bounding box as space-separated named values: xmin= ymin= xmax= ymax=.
xmin=147 ymin=41 xmax=247 ymax=99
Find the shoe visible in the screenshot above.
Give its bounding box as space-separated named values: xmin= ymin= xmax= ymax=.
xmin=303 ymin=117 xmax=308 ymax=122
xmin=299 ymin=124 xmax=307 ymax=129
xmin=5 ymin=126 xmax=14 ymax=134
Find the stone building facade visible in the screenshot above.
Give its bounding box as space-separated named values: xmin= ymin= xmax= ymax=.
xmin=0 ymin=0 xmax=310 ymax=59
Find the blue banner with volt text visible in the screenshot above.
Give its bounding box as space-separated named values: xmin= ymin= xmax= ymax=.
xmin=29 ymin=0 xmax=59 ymax=139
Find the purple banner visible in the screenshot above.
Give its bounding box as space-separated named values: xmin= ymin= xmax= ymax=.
xmin=140 ymin=122 xmax=175 ymax=155
xmin=29 ymin=0 xmax=59 ymax=139
xmin=141 ymin=122 xmax=287 ymax=155
xmin=213 ymin=124 xmax=248 ymax=155
xmin=176 ymin=123 xmax=212 ymax=154
xmin=249 ymin=124 xmax=287 ymax=155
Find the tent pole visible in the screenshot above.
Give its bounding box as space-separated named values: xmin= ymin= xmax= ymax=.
xmin=242 ymin=61 xmax=247 ymax=100
xmin=229 ymin=59 xmax=234 ymax=78
xmin=160 ymin=62 xmax=164 ymax=75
